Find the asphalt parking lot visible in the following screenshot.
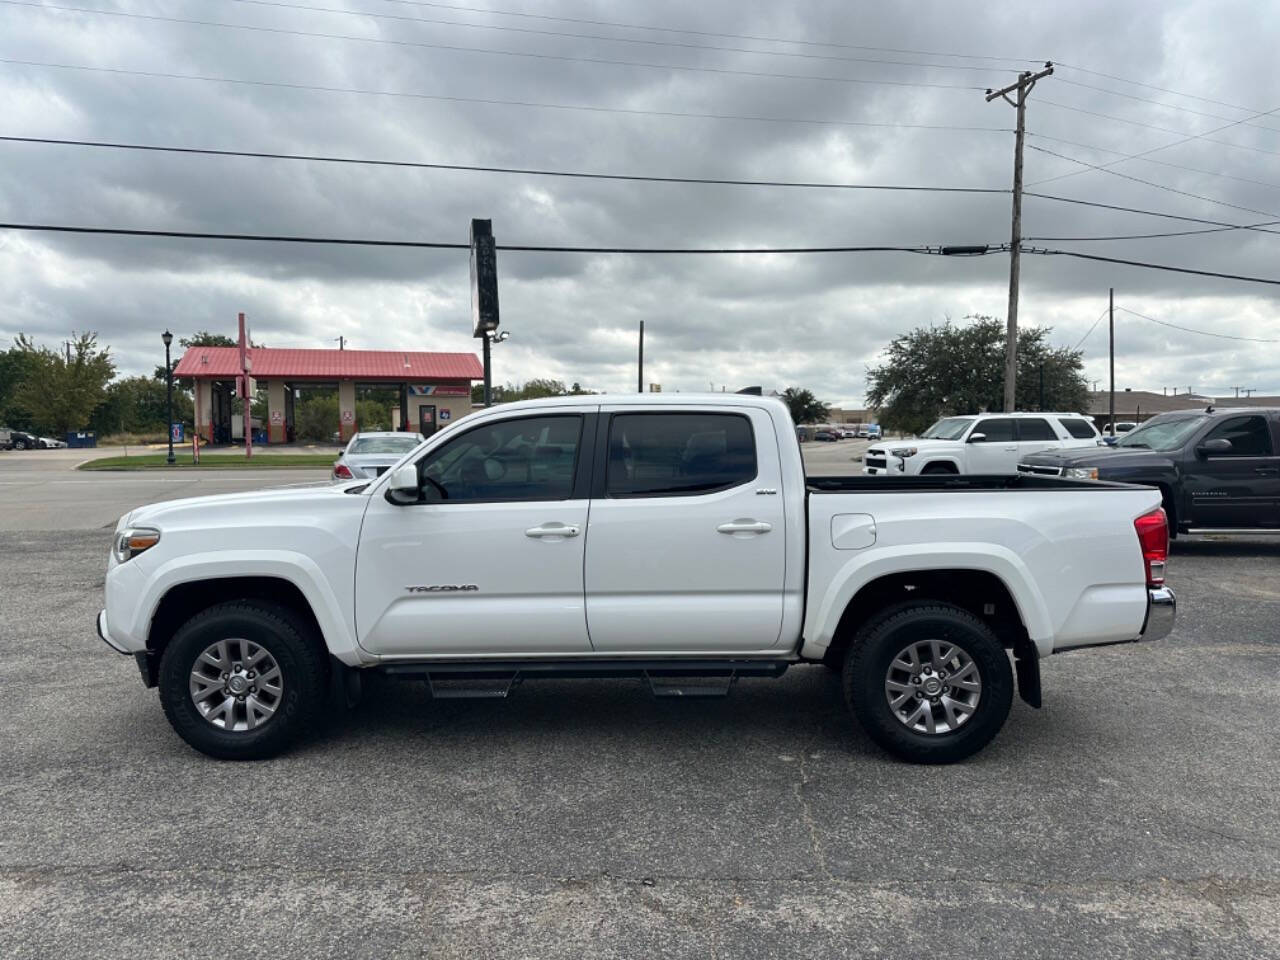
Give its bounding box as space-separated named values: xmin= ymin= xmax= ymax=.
xmin=2 ymin=450 xmax=1278 ymax=958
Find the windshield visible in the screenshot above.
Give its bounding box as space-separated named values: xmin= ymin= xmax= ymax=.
xmin=1115 ymin=415 xmax=1206 ymax=450
xmin=920 ymin=418 xmax=974 ymax=440
xmin=348 ymin=436 xmax=421 ymax=455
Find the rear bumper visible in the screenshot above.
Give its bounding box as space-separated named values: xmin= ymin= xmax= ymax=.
xmin=1137 ymin=585 xmax=1176 ymax=642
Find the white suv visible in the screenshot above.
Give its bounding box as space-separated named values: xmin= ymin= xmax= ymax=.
xmin=864 ymin=413 xmax=1101 ymax=476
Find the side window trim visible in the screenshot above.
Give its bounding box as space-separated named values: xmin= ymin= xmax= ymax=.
xmin=599 ymin=410 xmax=759 ymax=499
xmin=411 ymin=412 xmax=587 ymax=504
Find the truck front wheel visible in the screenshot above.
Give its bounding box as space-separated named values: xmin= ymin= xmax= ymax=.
xmin=157 ymin=601 xmax=327 ymax=760
xmin=843 ymin=602 xmax=1013 ymax=764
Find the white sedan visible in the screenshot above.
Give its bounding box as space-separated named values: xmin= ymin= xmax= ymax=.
xmin=332 ymin=431 xmax=425 ymax=481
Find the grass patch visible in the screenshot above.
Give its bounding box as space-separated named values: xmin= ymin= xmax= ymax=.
xmin=79 ymin=453 xmax=337 ymax=471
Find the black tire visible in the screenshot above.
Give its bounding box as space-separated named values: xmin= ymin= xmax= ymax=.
xmin=158 ymin=601 xmax=327 ymax=760
xmin=14 ymin=440 xmax=27 ymax=450
xmin=921 ymin=463 xmax=956 ymax=475
xmin=843 ymin=601 xmax=1013 ymax=764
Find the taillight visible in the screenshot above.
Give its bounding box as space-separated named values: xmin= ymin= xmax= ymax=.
xmin=333 ymin=462 xmax=353 ymax=479
xmin=1134 ymin=508 xmax=1168 ymax=586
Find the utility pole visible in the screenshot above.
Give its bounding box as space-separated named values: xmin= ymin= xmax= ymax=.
xmin=1108 ymin=287 xmax=1115 ymax=435
xmin=986 ymin=61 xmax=1054 ymax=413
xmin=637 ymin=320 xmax=644 ymax=393
xmin=334 ymin=335 xmax=345 ymax=350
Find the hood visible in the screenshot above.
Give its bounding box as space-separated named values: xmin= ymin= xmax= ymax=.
xmin=868 ymin=437 xmax=962 ymax=453
xmin=1019 ymin=446 xmax=1167 ymax=468
xmin=126 ymin=481 xmax=362 ymax=527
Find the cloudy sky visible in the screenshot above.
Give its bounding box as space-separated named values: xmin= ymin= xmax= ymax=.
xmin=2 ymin=0 xmax=1278 ymax=405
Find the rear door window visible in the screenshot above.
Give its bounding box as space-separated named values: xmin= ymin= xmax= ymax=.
xmin=1017 ymin=418 xmax=1059 ymax=441
xmin=607 ymin=413 xmax=757 ymax=497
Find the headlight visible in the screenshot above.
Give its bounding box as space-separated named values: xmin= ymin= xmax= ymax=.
xmin=890 ymin=447 xmax=918 ymax=458
xmin=1064 ymin=467 xmax=1099 ymax=480
xmin=114 ymin=526 xmax=161 ymax=563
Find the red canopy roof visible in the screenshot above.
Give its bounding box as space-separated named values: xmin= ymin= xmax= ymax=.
xmin=173 ymin=347 xmax=482 ymax=381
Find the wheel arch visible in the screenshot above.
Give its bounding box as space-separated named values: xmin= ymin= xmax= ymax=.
xmin=817 ymin=568 xmax=1043 ymax=707
xmin=920 ymin=459 xmax=960 ymax=474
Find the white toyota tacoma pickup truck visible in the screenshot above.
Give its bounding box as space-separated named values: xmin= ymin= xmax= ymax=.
xmin=98 ymin=394 xmax=1174 ymax=764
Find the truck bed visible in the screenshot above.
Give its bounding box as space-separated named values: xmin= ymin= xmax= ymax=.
xmin=806 ymin=474 xmax=1135 ymax=493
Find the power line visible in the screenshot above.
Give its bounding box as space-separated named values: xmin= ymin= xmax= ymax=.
xmin=10 ymin=133 xmax=1272 ymax=238
xmin=8 ymin=132 xmax=1274 ymax=240
xmin=1021 ymin=247 xmax=1280 ymax=287
xmin=1052 ymin=76 xmax=1280 ymax=133
xmin=1028 ymin=132 xmax=1280 ymax=192
xmin=0 ymin=135 xmax=1010 ymax=193
xmin=1024 ymin=221 xmax=1280 ymax=243
xmin=1026 ymin=143 xmax=1280 ymax=224
xmin=1024 ymin=192 xmax=1280 ymax=234
xmin=1073 ymin=307 xmax=1110 ymax=350
xmin=367 ymin=0 xmax=1043 ymax=64
xmin=1029 ymin=101 xmax=1280 ymax=188
xmin=1034 ymin=99 xmax=1280 ymax=159
xmin=0 ymin=59 xmax=1011 ymax=132
xmin=0 ymin=222 xmax=966 ymax=254
xmin=1053 ymin=62 xmax=1266 ymax=115
xmin=5 ymin=222 xmax=1279 ymax=286
xmin=1114 ymin=305 xmax=1280 ymax=343
xmin=202 ymin=0 xmax=1021 ymax=75
xmin=0 ymin=3 xmax=985 ymax=92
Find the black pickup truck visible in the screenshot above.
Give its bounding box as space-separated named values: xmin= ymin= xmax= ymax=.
xmin=1018 ymin=406 xmax=1280 ymax=534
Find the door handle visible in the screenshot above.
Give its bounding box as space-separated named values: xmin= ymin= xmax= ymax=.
xmin=525 ymin=523 xmax=580 ymax=539
xmin=716 ymin=519 xmax=772 ymax=535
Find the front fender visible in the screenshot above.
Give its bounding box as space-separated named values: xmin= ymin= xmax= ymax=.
xmin=131 ymin=550 xmax=364 ymax=665
xmin=801 ymin=543 xmax=1055 ymax=659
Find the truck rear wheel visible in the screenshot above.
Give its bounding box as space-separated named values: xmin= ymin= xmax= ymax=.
xmin=843 ymin=602 xmax=1013 ymax=764
xmin=157 ymin=601 xmax=327 ymax=760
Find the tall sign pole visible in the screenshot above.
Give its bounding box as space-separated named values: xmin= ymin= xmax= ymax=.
xmin=986 ymin=62 xmax=1054 ymax=413
xmin=638 ymin=320 xmax=644 ymax=393
xmin=470 ymin=219 xmax=500 ymax=407
xmin=238 ymin=312 xmax=253 ymax=460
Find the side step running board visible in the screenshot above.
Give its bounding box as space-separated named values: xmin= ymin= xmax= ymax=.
xmin=379 ymin=658 xmax=790 ymax=700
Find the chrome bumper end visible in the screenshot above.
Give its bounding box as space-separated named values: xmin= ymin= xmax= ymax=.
xmin=1137 ymin=586 xmax=1176 ymax=643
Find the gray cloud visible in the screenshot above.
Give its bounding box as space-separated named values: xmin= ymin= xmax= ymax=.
xmin=2 ymin=0 xmax=1278 ymax=406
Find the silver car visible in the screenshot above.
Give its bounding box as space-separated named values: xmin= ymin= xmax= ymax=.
xmin=332 ymin=431 xmax=425 ymax=482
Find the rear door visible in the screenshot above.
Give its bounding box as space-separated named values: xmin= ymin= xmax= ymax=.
xmin=1183 ymin=414 xmax=1280 ymax=527
xmin=1015 ymin=416 xmax=1064 ymax=460
xmin=964 ymin=418 xmax=1019 ymax=474
xmin=583 ymin=407 xmax=788 ymax=653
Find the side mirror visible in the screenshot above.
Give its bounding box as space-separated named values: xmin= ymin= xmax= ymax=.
xmin=1197 ymin=438 xmax=1232 ymax=457
xmin=967 ymin=432 xmax=987 ymax=443
xmin=385 ymin=463 xmax=421 ymax=504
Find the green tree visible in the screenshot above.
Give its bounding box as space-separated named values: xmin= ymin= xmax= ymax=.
xmin=14 ymin=332 xmax=115 ymax=435
xmin=0 ymin=346 xmax=40 ymax=428
xmin=92 ymin=376 xmax=193 ymax=436
xmin=780 ymin=387 xmax=830 ymax=424
xmin=865 ymin=316 xmax=1088 ymax=435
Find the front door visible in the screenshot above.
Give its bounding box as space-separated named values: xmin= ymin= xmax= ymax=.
xmin=1183 ymin=414 xmax=1280 ymax=527
xmin=355 ymin=410 xmax=594 ymax=656
xmin=965 ymin=417 xmax=1019 ymax=474
xmin=583 ymin=407 xmax=787 ymax=653
xmin=418 ymin=404 xmax=437 ymax=437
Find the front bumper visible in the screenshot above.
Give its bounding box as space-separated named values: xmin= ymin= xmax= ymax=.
xmin=1137 ymin=586 xmax=1176 ymax=642
xmin=98 ymin=609 xmax=158 ymax=687
xmin=96 ymin=609 xmax=129 ymax=654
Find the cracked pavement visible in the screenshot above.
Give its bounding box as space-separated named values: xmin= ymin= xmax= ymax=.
xmin=1 ymin=484 xmax=1278 ymax=956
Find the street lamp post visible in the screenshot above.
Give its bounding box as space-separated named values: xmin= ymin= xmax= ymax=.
xmin=162 ymin=329 xmax=175 ymax=465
